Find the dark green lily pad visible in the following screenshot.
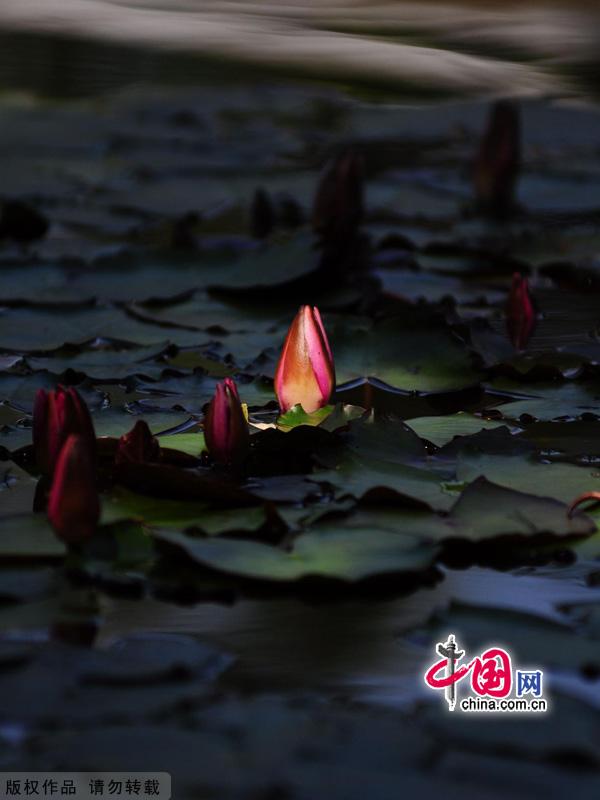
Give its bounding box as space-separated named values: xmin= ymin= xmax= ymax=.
xmin=0 ymin=462 xmax=38 ymax=517
xmin=277 ymin=404 xmax=335 ymax=431
xmin=311 ymin=456 xmax=454 ymax=511
xmin=456 ymin=453 xmax=600 ymax=506
xmin=153 ymin=527 xmax=438 ymax=583
xmin=405 ymin=413 xmax=506 ymax=447
xmin=102 ymin=487 xmax=274 ymax=536
xmin=0 ymin=514 xmax=66 ymax=560
xmin=487 ymin=380 xmax=600 ymax=421
xmin=446 ymin=477 xmax=594 ymax=541
xmin=332 ymin=316 xmax=481 ymax=392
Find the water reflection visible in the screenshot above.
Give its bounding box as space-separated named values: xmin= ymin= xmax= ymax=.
xmin=98 ymin=565 xmax=597 ymax=706
xmin=0 ymin=2 xmax=599 ymax=99
xmin=99 ymin=587 xmax=441 ymax=702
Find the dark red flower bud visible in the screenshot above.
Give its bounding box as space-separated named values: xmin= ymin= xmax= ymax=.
xmin=33 ymin=386 xmax=96 ymax=475
xmin=506 ymin=272 xmax=535 ymax=350
xmin=204 ymin=378 xmax=250 ymax=466
xmin=474 ymin=100 xmax=520 ymax=217
xmin=47 ymin=434 xmax=100 ymax=543
xmin=115 ymin=420 xmax=160 ymax=465
xmin=312 ymin=150 xmax=364 ymax=242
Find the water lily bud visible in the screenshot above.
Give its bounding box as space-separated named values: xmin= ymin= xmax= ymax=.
xmin=204 ymin=378 xmax=250 ymax=466
xmin=33 ymin=386 xmax=96 ymax=475
xmin=506 ymin=272 xmax=535 ymax=350
xmin=275 ymin=305 xmax=335 ymax=414
xmin=115 ymin=420 xmax=160 ymax=465
xmin=474 ymin=100 xmax=520 ymax=217
xmin=312 ymin=150 xmax=364 ymax=242
xmin=47 ymin=434 xmax=100 ymax=544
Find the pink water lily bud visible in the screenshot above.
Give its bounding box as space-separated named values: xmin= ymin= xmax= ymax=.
xmin=204 ymin=378 xmax=250 ymax=466
xmin=115 ymin=420 xmax=160 ymax=465
xmin=47 ymin=434 xmax=100 ymax=544
xmin=312 ymin=150 xmax=364 ymax=242
xmin=506 ymin=272 xmax=535 ymax=350
xmin=33 ymin=386 xmax=96 ymax=475
xmin=474 ymin=100 xmax=520 ymax=217
xmin=275 ymin=305 xmax=335 ymax=414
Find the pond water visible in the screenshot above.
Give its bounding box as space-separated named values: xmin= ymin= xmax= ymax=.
xmin=0 ymin=0 xmax=599 ymax=100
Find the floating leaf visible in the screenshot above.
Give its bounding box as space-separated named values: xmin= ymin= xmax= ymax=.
xmin=153 ymin=527 xmax=438 ymax=583
xmin=276 ymin=404 xmax=334 ymax=431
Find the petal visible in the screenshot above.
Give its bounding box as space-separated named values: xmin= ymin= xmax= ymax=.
xmin=308 ymin=306 xmax=335 ymax=402
xmin=275 ymin=307 xmax=325 ymax=413
xmin=204 ymin=379 xmax=249 ymax=464
xmin=47 ymin=434 xmax=99 ymax=543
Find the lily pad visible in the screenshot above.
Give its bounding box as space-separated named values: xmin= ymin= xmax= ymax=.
xmin=311 ymin=456 xmax=454 ymax=511
xmin=405 ymin=413 xmax=505 ymax=447
xmin=277 ymin=404 xmax=335 ymax=431
xmin=487 ymin=380 xmax=600 ymax=422
xmin=332 ymin=317 xmax=481 ymax=393
xmin=102 ymin=487 xmax=274 ymax=536
xmin=456 ymin=453 xmax=600 ymax=506
xmin=153 ymin=527 xmax=438 ymax=583
xmin=0 ymin=514 xmax=66 ymax=560
xmin=446 ymin=477 xmax=594 ymax=542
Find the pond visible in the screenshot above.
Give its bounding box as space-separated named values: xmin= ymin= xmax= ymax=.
xmin=0 ymin=3 xmax=600 ymax=799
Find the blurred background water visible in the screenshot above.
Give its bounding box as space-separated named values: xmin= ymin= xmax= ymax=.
xmin=0 ymin=0 xmax=599 ymax=100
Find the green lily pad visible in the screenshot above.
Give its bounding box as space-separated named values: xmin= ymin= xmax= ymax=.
xmin=207 ymin=234 xmax=320 ymax=293
xmin=342 ymin=412 xmax=427 ymax=462
xmin=156 ymin=430 xmax=206 ymax=458
xmin=456 ymin=453 xmax=600 ymax=506
xmin=277 ymin=404 xmax=334 ymax=431
xmin=0 ymin=305 xmax=219 ymax=351
xmin=405 ymin=413 xmax=506 ymax=447
xmin=376 ymin=268 xmax=504 ymax=307
xmin=134 ymin=373 xmax=274 ymax=413
xmin=102 ymin=487 xmax=272 ymax=536
xmin=312 ymin=456 xmax=454 ymax=511
xmin=0 ymin=514 xmax=66 ymax=560
xmin=26 ymin=343 xmax=173 ymax=381
xmin=332 ymin=317 xmax=481 ymax=393
xmin=487 ymin=380 xmax=600 ymax=421
xmin=93 ymin=410 xmax=194 ymax=439
xmin=446 ymin=477 xmax=594 ymax=541
xmin=0 ymin=373 xmax=104 ymax=413
xmin=153 ymin=527 xmax=438 ymax=583
xmin=0 ymin=463 xmax=38 ymax=518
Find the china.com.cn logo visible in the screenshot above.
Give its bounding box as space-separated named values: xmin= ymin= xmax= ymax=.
xmin=424 ymin=634 xmax=547 ymax=713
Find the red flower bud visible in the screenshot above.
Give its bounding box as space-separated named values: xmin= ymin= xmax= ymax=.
xmin=204 ymin=378 xmax=250 ymax=466
xmin=115 ymin=420 xmax=160 ymax=465
xmin=474 ymin=100 xmax=520 ymax=217
xmin=47 ymin=434 xmax=100 ymax=543
xmin=506 ymin=272 xmax=535 ymax=350
xmin=33 ymin=386 xmax=96 ymax=475
xmin=312 ymin=150 xmax=364 ymax=242
xmin=275 ymin=305 xmax=335 ymax=414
